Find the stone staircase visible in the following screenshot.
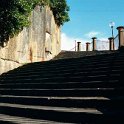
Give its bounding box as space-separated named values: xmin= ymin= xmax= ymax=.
xmin=0 ymin=50 xmax=124 ymax=123
xmin=53 ymin=50 xmax=116 ymax=60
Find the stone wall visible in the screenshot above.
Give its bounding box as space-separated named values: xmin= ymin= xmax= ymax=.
xmin=0 ymin=6 xmax=61 ymax=74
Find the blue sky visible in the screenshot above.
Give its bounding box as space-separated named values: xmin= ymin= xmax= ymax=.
xmin=61 ymin=0 xmax=124 ymax=50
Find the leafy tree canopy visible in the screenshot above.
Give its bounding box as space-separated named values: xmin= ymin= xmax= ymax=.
xmin=0 ymin=0 xmax=69 ymax=44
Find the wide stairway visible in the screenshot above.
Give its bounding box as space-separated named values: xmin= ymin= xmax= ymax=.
xmin=0 ymin=50 xmax=124 ymax=124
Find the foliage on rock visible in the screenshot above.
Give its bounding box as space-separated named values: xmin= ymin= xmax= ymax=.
xmin=0 ymin=0 xmax=69 ymax=44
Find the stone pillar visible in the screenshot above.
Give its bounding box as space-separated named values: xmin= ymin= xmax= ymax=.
xmin=77 ymin=42 xmax=81 ymax=51
xmin=92 ymin=37 xmax=97 ymax=51
xmin=108 ymin=37 xmax=114 ymax=51
xmin=86 ymin=42 xmax=90 ymax=51
xmin=117 ymin=26 xmax=124 ymax=48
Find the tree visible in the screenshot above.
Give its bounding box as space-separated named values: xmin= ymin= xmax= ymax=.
xmin=50 ymin=0 xmax=70 ymax=26
xmin=0 ymin=0 xmax=69 ymax=44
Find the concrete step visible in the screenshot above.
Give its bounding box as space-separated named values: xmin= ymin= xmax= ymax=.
xmin=52 ymin=51 xmax=116 ymax=60
xmin=24 ymin=54 xmax=124 ymax=65
xmin=0 ymin=95 xmax=124 ymax=109
xmin=5 ymin=62 xmax=115 ymax=74
xmin=0 ymin=102 xmax=103 ymax=114
xmin=3 ymin=62 xmax=123 ymax=78
xmin=0 ymin=114 xmax=70 ymax=124
xmin=0 ymin=74 xmax=120 ymax=83
xmin=53 ymin=52 xmax=118 ymax=61
xmin=0 ymin=103 xmax=123 ymax=123
xmin=2 ymin=56 xmax=119 ymax=76
xmin=1 ymin=63 xmax=111 ymax=77
xmin=0 ymin=69 xmax=120 ymax=81
xmin=0 ymin=120 xmax=15 ymax=124
xmin=0 ymin=80 xmax=120 ymax=89
xmin=18 ymin=55 xmax=117 ymax=68
xmin=3 ymin=52 xmax=122 ymax=76
xmin=0 ymin=88 xmax=123 ymax=97
xmin=0 ymin=66 xmax=113 ymax=79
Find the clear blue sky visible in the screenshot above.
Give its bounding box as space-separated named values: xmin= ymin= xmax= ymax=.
xmin=61 ymin=0 xmax=124 ymax=50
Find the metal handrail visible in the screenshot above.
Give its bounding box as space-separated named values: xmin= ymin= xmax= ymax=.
xmin=114 ymin=34 xmax=119 ymax=50
xmin=96 ymin=39 xmax=109 ymax=51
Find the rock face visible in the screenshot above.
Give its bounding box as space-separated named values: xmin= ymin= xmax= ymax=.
xmin=0 ymin=6 xmax=61 ymax=74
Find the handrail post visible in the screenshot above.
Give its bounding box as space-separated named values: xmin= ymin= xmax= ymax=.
xmin=86 ymin=42 xmax=90 ymax=51
xmin=92 ymin=37 xmax=97 ymax=51
xmin=108 ymin=37 xmax=114 ymax=51
xmin=77 ymin=42 xmax=81 ymax=51
xmin=117 ymin=26 xmax=124 ymax=49
xmin=75 ymin=40 xmax=76 ymax=51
